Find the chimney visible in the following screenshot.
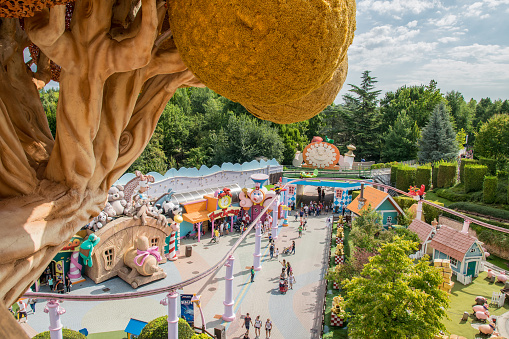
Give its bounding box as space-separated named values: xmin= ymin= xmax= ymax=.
xmin=431 ymin=219 xmax=438 ymax=229
xmin=358 ymin=183 xmax=366 ymax=210
xmin=461 ymin=220 xmax=471 ymax=234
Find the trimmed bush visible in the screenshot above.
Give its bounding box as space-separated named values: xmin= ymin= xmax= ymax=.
xmin=448 ymin=202 xmax=509 ymax=221
xmin=464 ymin=164 xmax=488 ymax=193
xmin=459 ymin=158 xmax=478 ymax=183
xmin=423 ymin=200 xmax=444 ymax=224
xmin=33 ymin=329 xmax=86 ymax=339
xmin=437 ymin=162 xmax=457 ymax=188
xmin=393 ymin=196 xmax=416 ymax=211
xmin=479 ymin=157 xmax=497 ymax=176
xmin=390 ymin=164 xmax=400 ymax=185
xmin=139 ymin=317 xmax=195 ymax=339
xmin=432 ymin=165 xmax=439 ymax=189
xmin=191 ymin=334 xmax=211 ymax=339
xmin=483 ymin=176 xmax=498 ymax=204
xmin=435 ymin=188 xmax=470 ymax=202
xmin=352 ymin=190 xmax=360 ymax=200
xmin=415 ymin=165 xmax=432 ymax=189
xmin=396 ymin=166 xmax=416 ymax=192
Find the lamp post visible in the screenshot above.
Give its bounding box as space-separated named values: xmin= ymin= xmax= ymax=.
xmin=253 ymin=221 xmax=262 ymax=271
xmin=161 ymin=290 xmax=179 ymax=339
xmin=44 ymin=299 xmax=65 ymax=339
xmin=222 ymin=255 xmax=236 ymax=321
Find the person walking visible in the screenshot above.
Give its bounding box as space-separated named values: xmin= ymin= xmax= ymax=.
xmin=65 ymin=275 xmax=72 ymax=293
xmin=291 ymin=240 xmax=296 ymax=255
xmin=28 ymin=298 xmax=36 ymax=314
xmin=54 ymin=278 xmax=65 ymax=294
xmin=254 ymin=315 xmax=262 ymax=338
xmin=47 ymin=275 xmax=54 ymax=292
xmin=288 ymin=271 xmax=296 ymax=290
xmin=242 ymin=313 xmax=253 ymax=336
xmin=250 ymin=266 xmax=255 ymax=283
xmin=286 ymin=262 xmax=292 ymax=277
xmin=219 ymin=221 xmax=224 ymax=236
xmin=298 ymin=224 xmax=302 ymax=238
xmin=17 ymin=299 xmax=28 ymax=323
xmin=275 ymin=248 xmax=279 ymax=261
xmin=269 ymin=243 xmax=274 ymax=260
xmin=265 ymin=318 xmax=272 ymax=339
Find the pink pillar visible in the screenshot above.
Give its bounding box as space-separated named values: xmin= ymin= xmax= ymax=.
xmin=222 ymin=255 xmax=236 ymax=321
xmin=44 ymin=300 xmax=65 ymax=339
xmin=230 ymin=216 xmax=234 ymax=232
xmin=162 ymin=291 xmax=179 ymax=339
xmin=253 ymin=221 xmax=262 ymax=271
xmin=197 ymin=223 xmax=201 ymax=242
xmin=461 ymin=220 xmax=471 ymax=234
xmin=416 ymin=200 xmax=423 ymax=220
xmin=384 ymin=187 xmax=388 ymax=193
xmin=271 ymin=206 xmax=278 ymax=240
xmin=211 ymin=219 xmax=215 ymax=236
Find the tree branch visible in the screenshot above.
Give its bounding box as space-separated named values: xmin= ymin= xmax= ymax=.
xmin=145 ymin=47 xmax=187 ymax=79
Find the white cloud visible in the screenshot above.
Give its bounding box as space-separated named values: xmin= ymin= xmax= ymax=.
xmin=438 ymin=37 xmax=460 ymax=43
xmin=463 ymin=0 xmax=509 ymax=17
xmin=428 ymin=14 xmax=458 ymax=28
xmin=407 ymin=20 xmax=418 ymax=28
xmin=447 ymin=44 xmax=509 ymax=63
xmin=357 ymin=0 xmax=441 ymax=16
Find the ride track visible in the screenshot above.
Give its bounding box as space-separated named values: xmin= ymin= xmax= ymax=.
xmin=23 ymin=178 xmax=509 ymax=302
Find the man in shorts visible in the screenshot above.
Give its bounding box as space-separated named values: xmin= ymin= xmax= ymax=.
xmin=242 ymin=313 xmax=253 ymax=336
xmin=17 ymin=299 xmax=28 ymax=323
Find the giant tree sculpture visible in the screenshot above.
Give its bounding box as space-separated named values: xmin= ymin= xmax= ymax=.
xmin=0 ymin=0 xmax=355 ymax=329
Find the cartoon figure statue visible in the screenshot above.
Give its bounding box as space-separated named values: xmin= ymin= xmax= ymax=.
xmin=79 ymin=233 xmax=100 ymax=267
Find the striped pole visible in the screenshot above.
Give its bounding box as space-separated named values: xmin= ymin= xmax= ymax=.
xmin=68 ymin=251 xmax=86 ymax=284
xmin=167 ymin=232 xmax=177 ymax=261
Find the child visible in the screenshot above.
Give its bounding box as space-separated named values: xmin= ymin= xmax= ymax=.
xmin=275 ymin=248 xmax=279 ymax=260
xmin=288 ymin=271 xmax=296 ymax=289
xmin=298 ymin=225 xmax=303 ymax=238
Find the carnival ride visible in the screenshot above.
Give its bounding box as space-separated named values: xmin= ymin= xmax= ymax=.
xmin=23 ymin=177 xmax=509 ymax=335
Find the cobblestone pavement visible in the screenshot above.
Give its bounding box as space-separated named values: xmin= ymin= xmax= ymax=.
xmin=23 ymin=186 xmax=333 ymax=338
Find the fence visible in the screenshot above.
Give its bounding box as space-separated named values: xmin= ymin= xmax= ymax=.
xmin=456 ymin=274 xmax=472 ymax=285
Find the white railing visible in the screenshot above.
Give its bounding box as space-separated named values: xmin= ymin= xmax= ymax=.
xmin=409 ymin=251 xmax=424 ymax=260
xmin=456 ymin=274 xmax=472 ymax=285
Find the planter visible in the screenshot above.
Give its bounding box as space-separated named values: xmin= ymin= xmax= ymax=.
xmin=335 ymin=255 xmax=344 ymax=265
xmin=330 ymin=312 xmax=344 ymax=327
xmin=333 ymin=281 xmax=340 ymax=290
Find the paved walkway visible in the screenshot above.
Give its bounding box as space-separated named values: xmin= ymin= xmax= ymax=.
xmin=23 ymin=185 xmax=333 ymax=338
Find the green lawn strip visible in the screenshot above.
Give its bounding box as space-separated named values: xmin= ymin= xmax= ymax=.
xmin=485 ymin=254 xmax=509 ymax=272
xmin=425 ymin=190 xmax=453 ymax=207
xmin=87 ymin=330 xmax=127 ymax=339
xmin=443 ymin=271 xmax=509 ymax=337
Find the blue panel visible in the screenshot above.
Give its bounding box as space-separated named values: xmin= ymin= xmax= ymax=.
xmin=114 ymin=173 xmax=137 ymax=186
xmin=125 ymin=318 xmax=148 ymax=336
xmin=147 ymin=172 xmax=165 ymax=182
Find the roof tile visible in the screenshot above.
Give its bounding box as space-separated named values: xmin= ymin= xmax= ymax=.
xmin=430 ymin=225 xmax=477 ymax=261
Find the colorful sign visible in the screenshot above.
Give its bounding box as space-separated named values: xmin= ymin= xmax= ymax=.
xmin=208 ymin=207 xmax=241 ymax=221
xmin=335 ymin=188 xmax=343 ymax=199
xmin=287 ymin=185 xmax=296 ymax=195
xmin=60 ymin=235 xmax=83 ymax=252
xmin=180 ymin=294 xmax=194 ymax=326
xmin=55 ymin=260 xmax=64 ymax=275
xmin=218 ymin=195 xmax=232 ymax=209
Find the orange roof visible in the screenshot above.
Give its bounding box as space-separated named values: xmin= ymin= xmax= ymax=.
xmin=430 ymin=225 xmax=478 ymax=262
xmin=347 ymin=186 xmax=402 ymax=215
xmin=182 ymin=210 xmax=210 ymax=224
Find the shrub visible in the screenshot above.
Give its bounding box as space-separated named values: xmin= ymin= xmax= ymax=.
xmin=483 ymin=176 xmax=498 ymax=204
xmin=352 ymin=190 xmax=360 ymax=200
xmin=422 ymin=200 xmax=444 ymax=224
xmin=464 ymin=164 xmax=488 ymax=193
xmin=432 ymin=165 xmax=439 ymax=189
xmin=396 ymin=166 xmax=416 ymax=192
xmin=393 ymin=196 xmax=416 ymax=211
xmin=33 ymin=329 xmax=86 ymax=339
xmin=459 ymin=158 xmax=478 ymax=183
xmin=437 ymin=162 xmax=457 ymax=188
xmin=480 ymin=157 xmax=497 ymax=176
xmin=391 ymin=164 xmax=400 ymax=185
xmin=191 ymin=334 xmax=211 ymax=339
xmin=448 ymin=202 xmax=509 ymax=221
xmin=435 ymin=189 xmax=470 ymax=202
xmin=415 ymin=165 xmax=432 ymax=189
xmin=139 ymin=317 xmax=194 ymax=339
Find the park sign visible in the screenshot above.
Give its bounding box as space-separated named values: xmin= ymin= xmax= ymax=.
xmin=208 ymin=207 xmax=241 ymax=221
xmin=180 ymin=294 xmax=194 ymax=326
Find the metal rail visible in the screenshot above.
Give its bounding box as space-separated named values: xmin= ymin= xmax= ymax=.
xmin=24 ymin=177 xmax=508 ymax=301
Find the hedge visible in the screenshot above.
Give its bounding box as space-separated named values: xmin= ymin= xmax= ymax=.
xmin=435 ymin=188 xmax=473 ymax=203
xmin=139 ymin=317 xmax=195 ymax=339
xmin=448 ymin=202 xmax=509 ymax=221
xmin=191 ymin=334 xmax=211 ymax=339
xmin=423 ymin=200 xmax=444 ymax=224
xmin=432 ymin=166 xmax=439 ymax=189
xmin=396 ymin=166 xmax=416 ymax=192
xmin=415 ymin=165 xmax=432 ymax=189
xmin=483 ymin=176 xmax=498 ymax=204
xmin=393 ymin=196 xmax=416 ymax=211
xmin=33 ymin=329 xmax=86 ymax=339
xmin=352 ymin=190 xmax=360 ymax=200
xmin=480 ymin=157 xmax=497 ymax=176
xmin=464 ymin=164 xmax=488 ymax=193
xmin=437 ymin=163 xmax=457 ymax=188
xmin=460 ymin=159 xmax=478 ymax=183
xmin=391 ymin=164 xmax=400 ymax=186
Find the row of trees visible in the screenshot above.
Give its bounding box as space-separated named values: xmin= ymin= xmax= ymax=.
xmin=40 ymin=72 xmax=509 ymax=172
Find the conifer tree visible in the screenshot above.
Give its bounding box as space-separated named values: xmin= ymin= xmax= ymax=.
xmin=381 ymin=110 xmax=420 ymax=162
xmin=418 ymin=102 xmax=458 ymax=163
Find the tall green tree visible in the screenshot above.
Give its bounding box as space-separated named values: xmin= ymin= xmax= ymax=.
xmin=474 ymin=114 xmax=509 ymax=160
xmin=128 ymin=124 xmax=168 ymax=174
xmin=350 ymin=205 xmax=383 ymax=251
xmin=40 ymin=88 xmax=59 ymax=137
xmin=380 ymin=80 xmax=444 ymax=130
xmin=445 ymin=90 xmax=475 ymax=134
xmin=343 ymin=71 xmax=382 ymax=160
xmin=418 ymin=103 xmax=458 ymax=163
xmin=320 ymin=104 xmax=353 ymax=151
xmin=340 ymin=238 xmax=449 ymax=339
xmin=381 ymin=110 xmax=420 ymax=162
xmin=278 ymin=123 xmax=308 ymax=165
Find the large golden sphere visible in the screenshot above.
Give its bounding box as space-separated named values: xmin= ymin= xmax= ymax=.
xmin=169 ymin=0 xmax=356 ymax=107
xmin=242 ymin=56 xmax=348 ymax=124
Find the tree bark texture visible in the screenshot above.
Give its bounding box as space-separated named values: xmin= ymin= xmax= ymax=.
xmin=0 ymin=0 xmax=203 ymax=313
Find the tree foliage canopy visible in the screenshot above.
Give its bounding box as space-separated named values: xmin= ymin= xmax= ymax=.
xmin=341 ymin=238 xmax=449 ymax=339
xmin=474 ymin=114 xmax=509 ymax=161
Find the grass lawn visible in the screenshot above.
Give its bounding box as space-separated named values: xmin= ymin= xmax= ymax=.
xmin=425 ymin=190 xmax=453 ymax=207
xmin=443 ymin=271 xmax=509 ymax=338
xmin=486 ymin=254 xmax=509 ymax=272
xmin=87 ymin=330 xmax=127 ymax=339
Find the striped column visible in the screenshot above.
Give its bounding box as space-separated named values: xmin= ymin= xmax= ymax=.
xmin=68 ymin=251 xmax=85 ymax=284
xmin=167 ymin=232 xmax=177 ymax=261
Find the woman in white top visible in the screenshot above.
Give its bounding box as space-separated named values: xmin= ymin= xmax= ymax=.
xmin=288 ymin=272 xmax=296 ymax=289
xmin=254 ymin=315 xmax=262 ymax=337
xmin=265 ymin=318 xmax=272 ymax=338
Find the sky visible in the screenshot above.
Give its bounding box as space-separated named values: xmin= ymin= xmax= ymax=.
xmin=335 ymin=0 xmax=509 ymax=104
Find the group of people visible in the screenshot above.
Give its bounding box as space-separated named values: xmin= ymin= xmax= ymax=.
xmin=242 ymin=313 xmax=272 ymax=339
xmin=47 ymin=275 xmax=72 ymax=294
xmin=279 ymin=259 xmax=296 ymax=291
